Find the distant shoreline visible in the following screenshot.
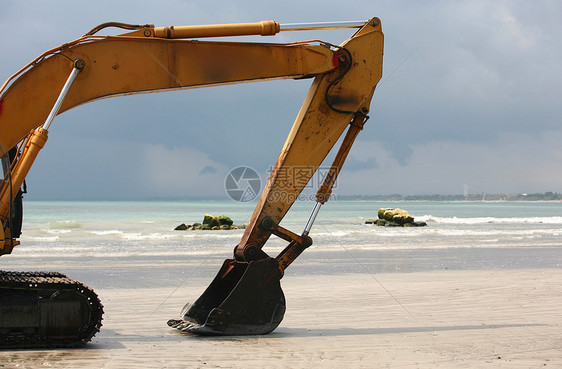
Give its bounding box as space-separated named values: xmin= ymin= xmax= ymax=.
xmin=22 ymin=198 xmax=562 ymax=203
xmin=335 ymin=199 xmax=562 ymax=203
xmin=335 ymin=192 xmax=562 ymax=202
xmin=23 ymin=192 xmax=562 ymax=202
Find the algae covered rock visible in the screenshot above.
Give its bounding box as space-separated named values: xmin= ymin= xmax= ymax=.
xmin=379 ymin=208 xmax=414 ymax=225
xmin=367 ymin=208 xmax=426 ymax=227
xmin=174 ymin=214 xmax=245 ymax=231
xmin=203 ymin=214 xmax=220 ymax=228
xmin=390 ymin=208 xmax=414 ymax=225
xmin=384 ymin=220 xmax=401 ymax=227
xmin=378 ymin=208 xmax=393 ymax=219
xmin=218 ymin=215 xmax=233 ymax=226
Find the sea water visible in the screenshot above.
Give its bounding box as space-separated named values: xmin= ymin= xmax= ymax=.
xmin=2 ymin=200 xmax=561 ymax=288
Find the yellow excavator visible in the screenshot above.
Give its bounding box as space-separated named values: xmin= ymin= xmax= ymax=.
xmin=0 ymin=18 xmax=383 ymax=346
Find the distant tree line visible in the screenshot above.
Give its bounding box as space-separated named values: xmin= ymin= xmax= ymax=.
xmin=337 ymin=192 xmax=562 ymax=201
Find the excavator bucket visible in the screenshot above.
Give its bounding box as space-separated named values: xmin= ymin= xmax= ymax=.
xmin=168 ymin=257 xmax=285 ymax=335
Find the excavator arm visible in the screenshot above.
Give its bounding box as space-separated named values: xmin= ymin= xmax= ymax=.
xmin=0 ymin=18 xmax=383 ymax=342
xmin=0 ymin=24 xmax=338 ymax=254
xmin=235 ymin=20 xmax=383 ymax=263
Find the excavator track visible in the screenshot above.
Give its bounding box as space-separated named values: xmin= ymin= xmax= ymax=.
xmin=0 ymin=270 xmax=103 ymax=349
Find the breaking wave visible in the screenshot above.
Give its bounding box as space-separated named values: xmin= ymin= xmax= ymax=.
xmin=417 ymin=215 xmax=562 ymax=225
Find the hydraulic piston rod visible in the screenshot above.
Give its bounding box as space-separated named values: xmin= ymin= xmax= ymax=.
xmin=0 ymin=60 xmax=83 ymax=224
xmin=42 ymin=59 xmax=84 ymax=131
xmin=302 ymin=202 xmax=322 ymax=237
xmin=143 ymin=20 xmax=368 ymax=40
xmin=279 ymin=21 xmax=367 ymax=32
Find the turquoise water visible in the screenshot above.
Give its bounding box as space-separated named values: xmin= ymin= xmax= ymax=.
xmin=10 ymin=199 xmax=562 ymax=253
xmin=2 ymin=200 xmax=561 ymax=286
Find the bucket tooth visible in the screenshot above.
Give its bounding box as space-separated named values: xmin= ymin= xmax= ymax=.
xmin=168 ymin=257 xmax=285 ymax=335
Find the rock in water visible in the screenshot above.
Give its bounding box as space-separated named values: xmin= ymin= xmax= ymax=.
xmin=218 ymin=215 xmax=233 ymax=226
xmin=391 ymin=208 xmax=414 ymax=225
xmin=380 ymin=208 xmax=414 ymax=225
xmin=174 ymin=216 xmax=244 ymax=230
xmin=203 ymin=214 xmax=220 ymax=228
xmin=367 ymin=208 xmax=426 ymax=227
xmin=378 ymin=208 xmax=393 ymax=219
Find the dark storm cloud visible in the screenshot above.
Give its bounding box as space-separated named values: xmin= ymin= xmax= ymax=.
xmin=1 ymin=0 xmax=561 ymax=198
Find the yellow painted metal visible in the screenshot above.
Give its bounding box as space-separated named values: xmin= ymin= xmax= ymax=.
xmin=0 ymin=221 xmax=20 ymax=255
xmin=0 ymin=38 xmax=335 ymax=153
xmin=0 ymin=129 xmax=48 ymax=219
xmin=144 ymin=20 xmax=280 ymax=39
xmin=0 ymin=19 xmax=341 ymax=251
xmin=0 ymin=18 xmax=382 ymax=258
xmin=235 ymin=18 xmax=383 ymax=258
xmin=316 ymin=114 xmax=367 ymax=204
xmin=0 ymin=128 xmax=46 ymax=252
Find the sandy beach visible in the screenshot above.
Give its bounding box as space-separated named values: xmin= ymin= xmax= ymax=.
xmin=1 ymin=267 xmax=560 ymax=368
xmin=2 ymin=200 xmax=561 ymax=367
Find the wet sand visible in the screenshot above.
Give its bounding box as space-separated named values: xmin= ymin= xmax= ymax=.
xmin=1 ymin=268 xmax=560 ymax=368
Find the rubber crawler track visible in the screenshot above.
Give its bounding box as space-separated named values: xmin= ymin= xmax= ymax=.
xmin=0 ymin=270 xmax=103 ymax=349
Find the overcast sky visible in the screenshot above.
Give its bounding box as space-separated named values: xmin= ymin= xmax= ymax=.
xmin=1 ymin=0 xmax=561 ymax=200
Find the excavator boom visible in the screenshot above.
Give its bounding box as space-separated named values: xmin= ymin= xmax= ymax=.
xmin=0 ymin=18 xmax=383 ymax=343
